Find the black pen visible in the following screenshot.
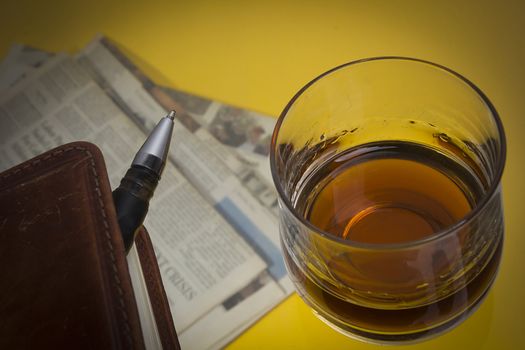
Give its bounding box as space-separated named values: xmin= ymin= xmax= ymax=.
xmin=113 ymin=110 xmax=175 ymax=253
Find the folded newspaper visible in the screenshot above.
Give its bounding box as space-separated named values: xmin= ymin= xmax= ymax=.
xmin=0 ymin=36 xmax=293 ymax=350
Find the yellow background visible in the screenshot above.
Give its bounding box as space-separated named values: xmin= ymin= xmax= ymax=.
xmin=1 ymin=1 xmax=524 ymax=349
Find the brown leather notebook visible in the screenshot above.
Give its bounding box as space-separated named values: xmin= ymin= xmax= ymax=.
xmin=0 ymin=142 xmax=180 ymax=350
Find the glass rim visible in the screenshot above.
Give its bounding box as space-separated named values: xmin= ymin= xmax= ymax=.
xmin=270 ymin=56 xmax=507 ymax=250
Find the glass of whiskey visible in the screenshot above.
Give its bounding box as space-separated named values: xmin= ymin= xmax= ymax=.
xmin=270 ymin=57 xmax=506 ymax=343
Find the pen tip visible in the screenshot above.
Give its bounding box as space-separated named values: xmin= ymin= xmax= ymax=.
xmin=167 ymin=110 xmax=176 ymax=120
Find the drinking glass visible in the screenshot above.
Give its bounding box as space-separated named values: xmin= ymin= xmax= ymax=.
xmin=270 ymin=57 xmax=506 ymax=343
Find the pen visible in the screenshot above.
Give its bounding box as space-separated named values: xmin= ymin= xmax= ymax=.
xmin=113 ymin=110 xmax=175 ymax=253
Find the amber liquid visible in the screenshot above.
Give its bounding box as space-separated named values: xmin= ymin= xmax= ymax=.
xmin=286 ymin=141 xmax=502 ymax=342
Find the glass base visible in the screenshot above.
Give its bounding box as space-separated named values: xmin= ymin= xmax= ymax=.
xmin=306 ymin=272 xmax=495 ymax=345
xmin=282 ymin=232 xmax=502 ymax=345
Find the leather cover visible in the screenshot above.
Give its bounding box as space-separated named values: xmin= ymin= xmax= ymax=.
xmin=136 ymin=227 xmax=181 ymax=350
xmin=0 ymin=142 xmax=179 ymax=349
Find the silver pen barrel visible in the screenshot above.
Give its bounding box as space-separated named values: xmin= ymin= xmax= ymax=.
xmin=131 ymin=110 xmax=175 ymax=176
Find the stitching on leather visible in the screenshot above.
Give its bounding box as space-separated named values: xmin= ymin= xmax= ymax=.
xmin=86 ymin=152 xmax=134 ymax=348
xmin=1 ymin=146 xmax=134 ymax=347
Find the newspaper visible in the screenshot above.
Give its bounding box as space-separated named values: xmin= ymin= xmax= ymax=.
xmin=0 ymin=44 xmax=52 ymax=93
xmin=0 ymin=38 xmax=291 ymax=349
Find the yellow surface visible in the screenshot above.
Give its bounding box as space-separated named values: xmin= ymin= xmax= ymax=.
xmin=1 ymin=1 xmax=524 ymax=349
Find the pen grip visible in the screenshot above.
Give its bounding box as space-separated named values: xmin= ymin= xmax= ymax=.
xmin=113 ymin=188 xmax=149 ymax=252
xmin=113 ymin=166 xmax=159 ymax=252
